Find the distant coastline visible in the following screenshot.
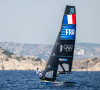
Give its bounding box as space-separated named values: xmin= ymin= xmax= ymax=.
xmin=0 ymin=42 xmax=100 ymax=60
xmin=0 ymin=57 xmax=100 ymax=71
xmin=0 ymin=44 xmax=100 ymax=71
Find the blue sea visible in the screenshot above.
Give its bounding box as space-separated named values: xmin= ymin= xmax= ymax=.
xmin=0 ymin=71 xmax=100 ymax=90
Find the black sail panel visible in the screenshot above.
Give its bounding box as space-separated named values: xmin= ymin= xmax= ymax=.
xmin=41 ymin=5 xmax=76 ymax=81
xmin=58 ymin=6 xmax=76 ymax=74
xmin=41 ymin=33 xmax=60 ymax=81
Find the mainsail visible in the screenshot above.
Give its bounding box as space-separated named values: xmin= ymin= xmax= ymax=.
xmin=41 ymin=5 xmax=76 ymax=81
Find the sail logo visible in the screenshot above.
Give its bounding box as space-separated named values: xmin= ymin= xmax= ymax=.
xmin=63 ymin=14 xmax=76 ymax=24
xmin=70 ymin=8 xmax=74 ymax=14
xmin=59 ymin=58 xmax=67 ymax=61
xmin=64 ymin=44 xmax=73 ymax=52
xmin=66 ymin=29 xmax=75 ymax=35
xmin=60 ymin=44 xmax=73 ymax=52
xmin=60 ymin=25 xmax=76 ymax=39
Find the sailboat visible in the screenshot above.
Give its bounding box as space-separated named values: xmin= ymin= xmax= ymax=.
xmin=37 ymin=5 xmax=79 ymax=86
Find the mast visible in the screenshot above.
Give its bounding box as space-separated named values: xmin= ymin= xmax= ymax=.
xmin=41 ymin=5 xmax=76 ymax=81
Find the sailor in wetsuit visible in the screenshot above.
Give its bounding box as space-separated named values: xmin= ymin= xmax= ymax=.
xmin=36 ymin=68 xmax=42 ymax=79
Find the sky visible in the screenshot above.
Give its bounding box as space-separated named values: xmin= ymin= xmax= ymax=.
xmin=0 ymin=0 xmax=100 ymax=45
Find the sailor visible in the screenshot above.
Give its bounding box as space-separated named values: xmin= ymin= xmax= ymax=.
xmin=36 ymin=68 xmax=42 ymax=79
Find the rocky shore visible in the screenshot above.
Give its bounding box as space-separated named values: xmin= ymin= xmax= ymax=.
xmin=0 ymin=47 xmax=100 ymax=71
xmin=72 ymin=58 xmax=100 ymax=71
xmin=0 ymin=56 xmax=100 ymax=71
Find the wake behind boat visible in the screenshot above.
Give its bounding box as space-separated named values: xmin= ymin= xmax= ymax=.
xmin=36 ymin=5 xmax=79 ymax=86
xmin=40 ymin=80 xmax=81 ymax=86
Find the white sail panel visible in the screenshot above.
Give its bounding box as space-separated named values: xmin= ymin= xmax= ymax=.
xmin=62 ymin=64 xmax=69 ymax=71
xmin=57 ymin=65 xmax=63 ymax=74
xmin=45 ymin=70 xmax=54 ymax=78
xmin=58 ymin=65 xmax=63 ymax=71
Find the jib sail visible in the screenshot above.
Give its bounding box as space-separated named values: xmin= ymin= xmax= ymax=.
xmin=41 ymin=5 xmax=76 ymax=81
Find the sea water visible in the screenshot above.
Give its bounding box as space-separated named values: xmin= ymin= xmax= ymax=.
xmin=0 ymin=71 xmax=100 ymax=90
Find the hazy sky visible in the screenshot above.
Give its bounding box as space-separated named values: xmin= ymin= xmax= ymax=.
xmin=0 ymin=0 xmax=100 ymax=45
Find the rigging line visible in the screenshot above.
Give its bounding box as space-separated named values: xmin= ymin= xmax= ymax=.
xmin=47 ymin=67 xmax=57 ymax=70
xmin=50 ymin=55 xmax=73 ymax=57
xmin=59 ymin=64 xmax=66 ymax=72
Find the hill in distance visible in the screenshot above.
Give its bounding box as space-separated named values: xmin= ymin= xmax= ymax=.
xmin=0 ymin=47 xmax=100 ymax=71
xmin=0 ymin=42 xmax=100 ymax=60
xmin=0 ymin=47 xmax=47 ymax=70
